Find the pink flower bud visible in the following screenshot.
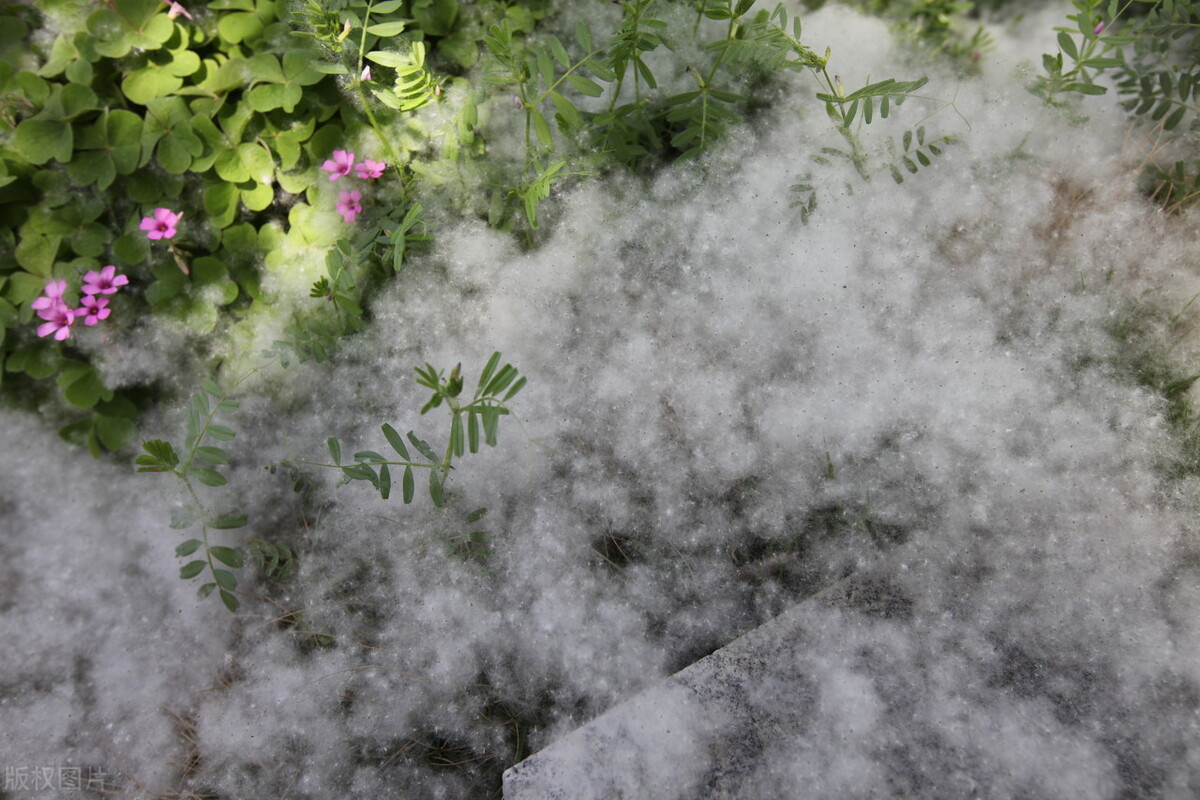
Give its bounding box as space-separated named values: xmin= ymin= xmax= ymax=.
xmin=162 ymin=0 xmax=193 ymax=20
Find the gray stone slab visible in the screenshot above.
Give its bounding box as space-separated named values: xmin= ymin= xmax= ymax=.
xmin=501 ymin=571 xmax=888 ymax=800
xmin=504 ymin=556 xmax=1200 ymax=799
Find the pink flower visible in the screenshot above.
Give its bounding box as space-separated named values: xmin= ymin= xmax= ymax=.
xmin=355 ymin=159 xmax=386 ymax=179
xmin=140 ymin=208 xmax=181 ymax=240
xmin=162 ymin=0 xmax=193 ymax=19
xmin=36 ymin=303 xmax=75 ymax=341
xmin=361 ymin=66 xmax=372 ymax=82
xmin=31 ymin=280 xmax=67 ymax=315
xmin=336 ymin=189 xmax=363 ymax=223
xmin=321 ymin=150 xmax=356 ymax=181
xmin=75 ymin=296 xmax=111 ymax=326
xmin=82 ymin=265 xmax=129 ymax=295
xmin=1094 ymin=20 xmax=1105 ymax=35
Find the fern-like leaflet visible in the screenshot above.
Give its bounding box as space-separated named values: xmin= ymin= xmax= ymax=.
xmin=888 ymin=126 xmax=955 ymax=183
xmin=367 ymin=41 xmax=438 ymax=112
xmin=514 ymin=161 xmax=567 ymax=229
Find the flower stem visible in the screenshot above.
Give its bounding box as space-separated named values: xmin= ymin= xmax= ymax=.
xmin=356 ymin=84 xmax=404 ymax=168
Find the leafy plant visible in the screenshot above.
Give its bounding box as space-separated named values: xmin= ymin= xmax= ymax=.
xmin=814 ymin=75 xmax=932 ymax=179
xmin=887 ymin=125 xmax=956 ymax=183
xmin=788 ymin=173 xmax=818 ymax=223
xmin=1114 ymin=1 xmax=1200 ymax=133
xmin=284 ymin=352 xmax=527 ymax=508
xmin=663 ymin=0 xmax=823 ymax=160
xmin=368 ymin=41 xmax=440 ymax=113
xmin=511 ymin=160 xmax=567 ymax=229
xmin=1149 ymin=158 xmax=1200 ymax=213
xmin=1030 ymin=0 xmax=1124 ymax=115
xmin=0 ymin=0 xmax=350 ymax=454
xmin=483 ymin=19 xmax=611 ymax=172
xmin=849 ymin=0 xmax=995 ymax=67
xmin=137 ymin=378 xmax=248 ymax=612
xmin=591 ymin=0 xmax=668 ymax=163
xmin=442 ymin=506 xmax=492 ymax=564
xmin=248 ymin=539 xmax=298 ymax=581
xmin=271 ymin=205 xmax=428 ymax=364
xmin=294 ymin=0 xmax=442 ymax=166
xmin=797 ymin=74 xmax=953 ymax=217
xmin=1031 ymin=0 xmax=1200 ymax=210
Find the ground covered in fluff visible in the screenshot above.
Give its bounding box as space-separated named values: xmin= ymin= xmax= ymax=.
xmin=4 ymin=2 xmax=1200 ymax=798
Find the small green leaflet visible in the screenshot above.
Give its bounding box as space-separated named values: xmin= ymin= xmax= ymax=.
xmin=137 ymin=439 xmax=179 ymax=471
xmin=476 ymin=352 xmax=501 ymax=398
xmin=210 ymin=546 xmax=244 ymax=567
xmin=209 ymin=513 xmax=248 ymax=529
xmin=403 ymin=465 xmax=414 ymax=503
xmin=192 ymin=468 xmax=228 ymax=487
xmin=407 ymin=431 xmax=440 ymax=463
xmin=367 ymin=21 xmax=407 ymax=36
xmin=382 ymin=424 xmax=410 ymax=459
xmin=175 ymin=539 xmax=202 ymax=557
xmin=196 ymin=445 xmax=230 ymax=464
xmin=207 ymin=425 xmax=236 ymax=441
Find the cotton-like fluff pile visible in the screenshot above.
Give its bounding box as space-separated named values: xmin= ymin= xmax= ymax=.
xmin=3 ymin=2 xmax=1200 ymax=798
